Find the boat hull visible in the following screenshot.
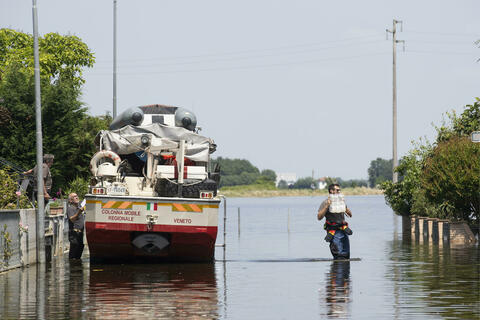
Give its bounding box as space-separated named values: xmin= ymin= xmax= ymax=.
xmin=85 ymin=195 xmax=220 ymax=262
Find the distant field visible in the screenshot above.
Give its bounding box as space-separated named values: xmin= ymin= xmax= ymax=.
xmin=218 ymin=186 xmax=383 ymax=198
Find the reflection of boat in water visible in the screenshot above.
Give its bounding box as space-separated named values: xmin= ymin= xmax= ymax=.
xmin=87 ymin=263 xmax=218 ymax=319
xmin=85 ymin=105 xmax=221 ymax=262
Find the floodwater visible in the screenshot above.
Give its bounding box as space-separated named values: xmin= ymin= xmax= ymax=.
xmin=0 ymin=195 xmax=478 ymax=319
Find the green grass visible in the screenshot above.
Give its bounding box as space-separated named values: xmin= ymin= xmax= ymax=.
xmin=218 ymin=185 xmax=383 ymax=198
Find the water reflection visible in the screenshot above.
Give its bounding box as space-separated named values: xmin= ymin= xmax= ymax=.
xmin=322 ymin=261 xmax=351 ymax=318
xmin=86 ymin=262 xmax=219 ymax=319
xmin=0 ymin=258 xmax=219 ymax=319
xmin=67 ymin=260 xmax=88 ymax=319
xmin=387 ymin=237 xmax=479 ymax=319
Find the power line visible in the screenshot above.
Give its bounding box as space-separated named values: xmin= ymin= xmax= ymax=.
xmin=407 ymin=50 xmax=478 ymax=56
xmin=83 ymin=47 xmax=477 ymax=77
xmin=406 ymin=30 xmax=480 ymax=37
xmin=90 ymin=35 xmax=478 ymax=72
xmin=93 ymin=31 xmax=478 ymax=65
xmin=85 ymin=51 xmax=390 ymax=76
xmin=92 ymin=39 xmax=387 ymax=70
xmin=406 ymin=39 xmax=479 ymax=45
xmin=93 ymin=34 xmax=386 ymax=64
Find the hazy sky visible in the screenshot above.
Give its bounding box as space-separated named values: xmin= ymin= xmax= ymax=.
xmin=2 ymin=0 xmax=479 ymax=180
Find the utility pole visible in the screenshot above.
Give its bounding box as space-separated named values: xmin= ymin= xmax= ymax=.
xmin=386 ymin=19 xmax=404 ymax=183
xmin=311 ymin=169 xmax=315 ymax=190
xmin=32 ymin=0 xmax=46 ymax=264
xmin=113 ymin=0 xmax=117 ymax=119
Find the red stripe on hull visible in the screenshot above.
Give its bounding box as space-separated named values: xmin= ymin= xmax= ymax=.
xmin=85 ymin=222 xmax=218 ymax=262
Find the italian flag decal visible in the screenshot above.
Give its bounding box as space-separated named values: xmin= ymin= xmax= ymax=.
xmin=145 ymin=202 xmax=214 ymax=212
xmin=146 ymin=202 xmax=158 ymax=211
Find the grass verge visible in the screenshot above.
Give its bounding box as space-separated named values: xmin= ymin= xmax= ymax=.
xmin=218 ymin=186 xmax=383 ymax=198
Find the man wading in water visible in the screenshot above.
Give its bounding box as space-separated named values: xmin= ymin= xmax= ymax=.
xmin=67 ymin=193 xmax=85 ymax=260
xmin=317 ymin=184 xmax=353 ymax=259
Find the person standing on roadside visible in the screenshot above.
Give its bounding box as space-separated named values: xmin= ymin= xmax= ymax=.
xmin=23 ymin=154 xmax=54 ymax=206
xmin=317 ymin=184 xmax=353 ymax=259
xmin=67 ymin=193 xmax=85 ymax=260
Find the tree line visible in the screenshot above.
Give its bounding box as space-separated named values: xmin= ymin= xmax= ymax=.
xmin=211 ymin=157 xmax=277 ymax=188
xmin=213 ymin=157 xmax=371 ymax=190
xmin=277 ymin=177 xmax=368 ymax=189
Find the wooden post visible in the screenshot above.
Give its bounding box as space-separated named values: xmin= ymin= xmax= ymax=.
xmin=413 ymin=216 xmax=420 ymax=241
xmin=417 ymin=217 xmax=424 ymax=243
xmin=427 ymin=218 xmax=436 ymax=242
xmin=287 ymin=208 xmax=290 ymax=233
xmin=431 ymin=219 xmax=439 ymax=244
xmin=422 ymin=218 xmax=429 ymax=242
xmin=237 ymin=207 xmax=240 ymax=235
xmin=438 ymin=219 xmax=450 ymax=244
xmin=402 ymin=215 xmax=412 ymax=240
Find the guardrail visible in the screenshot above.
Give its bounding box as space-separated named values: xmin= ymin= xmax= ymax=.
xmin=403 ymin=215 xmax=477 ymax=246
xmin=0 ymin=208 xmax=68 ymax=272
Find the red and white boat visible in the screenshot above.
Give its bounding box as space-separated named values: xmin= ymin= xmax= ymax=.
xmin=85 ymin=105 xmax=221 ymax=262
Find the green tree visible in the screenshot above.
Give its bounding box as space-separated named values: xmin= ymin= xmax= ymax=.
xmin=64 ymin=176 xmax=90 ymax=200
xmin=0 ymin=30 xmax=106 ymax=191
xmin=368 ymin=158 xmax=392 ymax=187
xmin=381 ymin=98 xmax=480 ymax=231
xmin=435 ymin=99 xmax=480 ymax=143
xmin=382 ymin=147 xmax=426 ymax=215
xmin=211 ymin=158 xmax=278 ymax=188
xmin=293 ymin=177 xmax=317 ymax=189
xmin=340 ymin=179 xmax=368 ymax=188
xmin=0 ymin=28 xmax=95 ymax=88
xmin=421 ymin=137 xmax=479 ymax=223
xmin=277 ymin=180 xmax=288 ymax=189
xmin=259 ymin=169 xmax=276 ymax=182
xmin=0 ymin=66 xmax=108 ymax=190
xmin=72 ymin=114 xmax=112 ymax=175
xmin=212 ymin=157 xmax=260 ymax=187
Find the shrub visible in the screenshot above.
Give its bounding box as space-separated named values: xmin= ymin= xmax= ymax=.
xmin=64 ymin=176 xmax=90 ymax=200
xmin=381 ymin=98 xmax=480 ymax=231
xmin=421 ymin=137 xmax=479 ymax=224
xmin=381 ymin=145 xmax=428 ymax=216
xmin=0 ymin=169 xmax=32 ymax=209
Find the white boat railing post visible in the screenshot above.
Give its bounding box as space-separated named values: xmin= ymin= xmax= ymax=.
xmin=177 ymin=140 xmax=185 ymax=197
xmin=223 ymin=196 xmax=227 ymax=260
xmin=216 ymin=195 xmax=227 ymax=261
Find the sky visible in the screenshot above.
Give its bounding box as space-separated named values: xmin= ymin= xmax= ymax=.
xmin=1 ymin=0 xmax=479 ymax=180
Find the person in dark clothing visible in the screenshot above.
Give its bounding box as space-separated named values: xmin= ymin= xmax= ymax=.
xmin=23 ymin=154 xmax=54 ymax=206
xmin=317 ymin=184 xmax=353 ymax=259
xmin=67 ymin=193 xmax=85 ymax=260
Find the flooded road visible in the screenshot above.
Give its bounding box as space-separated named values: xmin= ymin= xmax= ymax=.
xmin=0 ymin=195 xmax=478 ymax=319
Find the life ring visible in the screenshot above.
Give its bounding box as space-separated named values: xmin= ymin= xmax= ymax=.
xmin=90 ymin=150 xmax=121 ymax=175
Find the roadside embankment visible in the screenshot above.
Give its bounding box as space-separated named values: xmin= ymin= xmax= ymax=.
xmin=218 ymin=186 xmax=383 ymax=198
